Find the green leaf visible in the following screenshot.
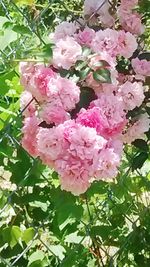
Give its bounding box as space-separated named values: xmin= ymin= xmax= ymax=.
xmin=93 ymin=69 xmax=111 ymax=83
xmin=82 ymin=47 xmax=92 ymax=57
xmin=138 ymin=52 xmax=150 ymax=61
xmin=132 ymin=139 xmax=149 ymax=152
xmin=132 ymin=152 xmax=149 ymax=171
xmin=48 ymin=245 xmax=66 ymax=260
xmin=42 ymin=44 xmax=53 ymax=59
xmin=0 ymin=17 xmax=17 ymax=51
xmin=13 ymin=25 xmax=32 ymax=35
xmin=0 ymin=71 xmax=17 ymax=96
xmin=22 ymin=228 xmax=35 ymax=245
xmin=91 ymin=60 xmax=110 ymax=69
xmin=28 ymin=260 xmax=47 ymax=267
xmin=14 ymin=0 xmax=35 ymax=5
xmin=2 ymin=226 xmax=22 ymax=248
xmin=28 ymin=251 xmax=45 ymax=266
xmin=73 ymin=87 xmax=96 ymax=113
xmin=50 ymin=188 xmax=83 ymax=225
xmin=65 ymin=232 xmax=83 ymax=244
xmin=29 ymin=201 xmax=48 ymax=212
xmin=79 ymin=67 xmax=91 ymax=80
xmin=75 ymin=60 xmax=87 ymax=71
xmin=91 ymin=225 xmax=113 ymax=241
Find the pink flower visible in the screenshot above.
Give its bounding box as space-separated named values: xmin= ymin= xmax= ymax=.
xmin=30 ymin=66 xmax=56 ymax=101
xmin=132 ymin=58 xmax=150 ymax=76
xmin=47 ymin=76 xmax=80 ymax=111
xmin=55 ymin=121 xmax=107 ymax=195
xmin=94 ymin=148 xmax=121 ymax=181
xmin=76 ymin=107 xmax=106 ymax=135
xmin=53 ymin=36 xmax=82 ymax=70
xmin=20 ymin=63 xmax=56 ymax=102
xmin=39 ymin=101 xmax=70 ymax=125
xmin=84 ymin=0 xmax=114 ymax=27
xmin=118 ymin=81 xmax=145 ymax=110
xmin=117 ymin=31 xmax=138 ymax=58
xmin=118 ymin=73 xmax=134 ymax=84
xmin=65 ymin=123 xmax=106 ymax=161
xmin=90 ymin=94 xmax=127 ymax=138
xmin=37 ymin=120 xmax=107 ymax=195
xmin=84 ymin=0 xmax=107 ymax=16
xmin=92 ymin=29 xmax=119 ymax=57
xmin=92 ymin=29 xmax=137 ymax=59
xmin=119 ymin=13 xmax=144 ymax=36
xmin=119 ymin=0 xmax=138 ymax=10
xmin=75 ymin=27 xmax=95 ymax=46
xmin=37 ymin=124 xmax=69 ymax=162
xmin=56 ymin=157 xmax=90 ymax=195
xmin=52 ymin=21 xmax=77 ymax=41
xmin=20 ymin=91 xmax=36 ymax=117
xmin=122 ymin=114 xmax=150 ymax=144
xmin=108 ymin=139 xmax=124 ymax=156
xmin=22 ymin=116 xmax=39 ymax=157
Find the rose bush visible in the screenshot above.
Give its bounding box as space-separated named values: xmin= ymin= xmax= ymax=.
xmin=20 ymin=0 xmax=150 ymax=195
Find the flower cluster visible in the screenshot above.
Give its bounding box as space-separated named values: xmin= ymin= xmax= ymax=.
xmin=20 ymin=0 xmax=150 ymax=195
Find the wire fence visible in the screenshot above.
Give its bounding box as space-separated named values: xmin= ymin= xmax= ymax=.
xmin=0 ymin=1 xmax=150 ymax=266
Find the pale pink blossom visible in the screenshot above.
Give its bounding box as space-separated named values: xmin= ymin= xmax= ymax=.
xmin=132 ymin=58 xmax=150 ymax=76
xmin=119 ymin=13 xmax=144 ymax=36
xmin=122 ymin=114 xmax=150 ymax=144
xmin=20 ymin=64 xmax=56 ymax=102
xmin=118 ymin=81 xmax=145 ymax=110
xmin=76 ymin=107 xmax=106 ymax=135
xmin=118 ymin=73 xmax=134 ymax=84
xmin=29 ymin=66 xmax=56 ymax=101
xmin=37 ymin=124 xmax=68 ymax=162
xmin=52 ymin=21 xmax=77 ymax=41
xmin=92 ymin=29 xmax=119 ymax=57
xmin=53 ymin=36 xmax=82 ymax=70
xmin=90 ymin=94 xmax=127 ymax=138
xmin=92 ymin=29 xmax=137 ymax=59
xmin=84 ymin=0 xmax=108 ymax=16
xmin=57 ymin=158 xmax=90 ymax=195
xmin=55 ymin=121 xmax=107 ymax=195
xmin=94 ymin=148 xmax=120 ymax=181
xmin=75 ymin=27 xmax=95 ymax=46
xmin=39 ymin=101 xmax=70 ymax=125
xmin=119 ymin=0 xmax=138 ymax=10
xmin=22 ymin=116 xmax=39 ymax=157
xmin=118 ymin=31 xmax=138 ymax=58
xmin=108 ymin=139 xmax=124 ymax=156
xmin=66 ymin=124 xmax=106 ymax=161
xmin=37 ymin=120 xmax=107 ymax=195
xmin=20 ymin=91 xmax=36 ymax=117
xmin=47 ymin=76 xmax=80 ymax=110
xmin=84 ymin=0 xmax=114 ymax=27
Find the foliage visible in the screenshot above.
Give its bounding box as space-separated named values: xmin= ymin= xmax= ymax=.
xmin=0 ymin=0 xmax=150 ymax=266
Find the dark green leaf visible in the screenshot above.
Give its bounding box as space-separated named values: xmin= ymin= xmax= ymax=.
xmin=132 ymin=152 xmax=148 ymax=171
xmin=138 ymin=52 xmax=150 ymax=61
xmin=13 ymin=25 xmax=32 ymax=35
xmin=93 ymin=69 xmax=111 ymax=83
xmin=132 ymin=139 xmax=149 ymax=152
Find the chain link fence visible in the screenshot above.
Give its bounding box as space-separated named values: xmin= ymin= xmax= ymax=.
xmin=0 ymin=1 xmax=150 ymax=266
